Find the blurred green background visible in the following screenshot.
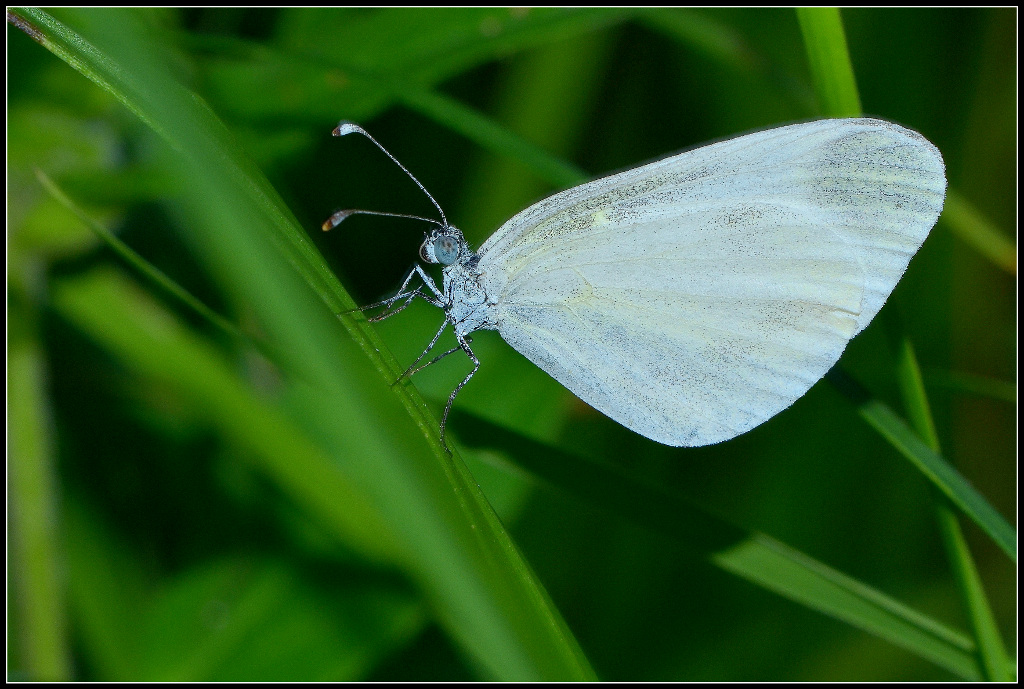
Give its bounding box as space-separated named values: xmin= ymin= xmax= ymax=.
xmin=7 ymin=8 xmax=1016 ymax=681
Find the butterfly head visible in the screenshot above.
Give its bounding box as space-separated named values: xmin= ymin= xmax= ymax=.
xmin=420 ymin=228 xmax=469 ymax=266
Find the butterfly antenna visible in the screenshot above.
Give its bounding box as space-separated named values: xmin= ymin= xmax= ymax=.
xmin=322 ymin=208 xmax=444 ymax=232
xmin=332 ymin=121 xmax=449 ymax=229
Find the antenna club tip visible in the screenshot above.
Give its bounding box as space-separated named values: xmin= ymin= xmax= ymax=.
xmin=322 ymin=209 xmax=352 ymax=231
xmin=333 ymin=121 xmax=364 ymax=137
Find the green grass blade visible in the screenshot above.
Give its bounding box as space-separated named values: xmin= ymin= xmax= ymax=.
xmin=860 ymin=404 xmax=1016 ymax=563
xmin=795 ymin=8 xmax=862 ymax=117
xmin=933 ymin=509 xmax=1015 ymax=681
xmin=924 ymin=370 xmax=1016 ymax=404
xmin=33 ymin=168 xmax=250 ymax=349
xmin=7 ymin=295 xmax=73 ymax=681
xmin=15 ymin=7 xmax=595 ymax=679
xmin=894 ymin=338 xmax=1011 ymax=681
xmin=712 ymin=535 xmax=979 ymax=680
xmin=827 ymin=369 xmax=1016 ymax=562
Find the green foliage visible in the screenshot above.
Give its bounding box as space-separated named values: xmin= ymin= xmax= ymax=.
xmin=8 ymin=7 xmax=1016 ymax=681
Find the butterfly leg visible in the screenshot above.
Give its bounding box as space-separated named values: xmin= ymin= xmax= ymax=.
xmin=394 ymin=319 xmax=454 ymax=385
xmin=438 ymin=334 xmax=480 ymax=453
xmin=347 ymin=264 xmax=445 ymax=322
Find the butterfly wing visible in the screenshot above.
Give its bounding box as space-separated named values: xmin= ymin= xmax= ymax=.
xmin=476 ymin=118 xmax=946 ymax=446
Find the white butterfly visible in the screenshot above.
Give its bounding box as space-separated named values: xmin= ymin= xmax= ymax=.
xmin=325 ymin=118 xmax=946 ymax=449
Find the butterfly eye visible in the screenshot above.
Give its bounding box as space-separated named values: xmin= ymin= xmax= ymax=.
xmin=434 ymin=235 xmax=460 ymax=265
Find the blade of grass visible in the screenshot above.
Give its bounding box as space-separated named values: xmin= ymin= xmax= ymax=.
xmin=924 ymin=370 xmax=1016 ymax=404
xmin=932 ymin=509 xmax=1014 ymax=681
xmin=894 ymin=337 xmax=1011 ymax=681
xmin=452 ymin=411 xmax=983 ymax=680
xmin=13 ymin=7 xmax=595 ymax=679
xmin=827 ymin=368 xmax=1016 ymax=562
xmin=33 ymin=168 xmax=247 ymax=348
xmin=795 ymin=7 xmax=862 ymax=117
xmin=711 ymin=535 xmax=980 ymax=680
xmin=7 ymin=293 xmax=72 ymax=681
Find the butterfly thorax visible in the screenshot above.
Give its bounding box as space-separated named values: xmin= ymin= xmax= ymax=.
xmin=442 ymin=252 xmax=498 ymax=337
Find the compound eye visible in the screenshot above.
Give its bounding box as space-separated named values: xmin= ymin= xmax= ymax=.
xmin=434 ymin=235 xmax=460 ymax=265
